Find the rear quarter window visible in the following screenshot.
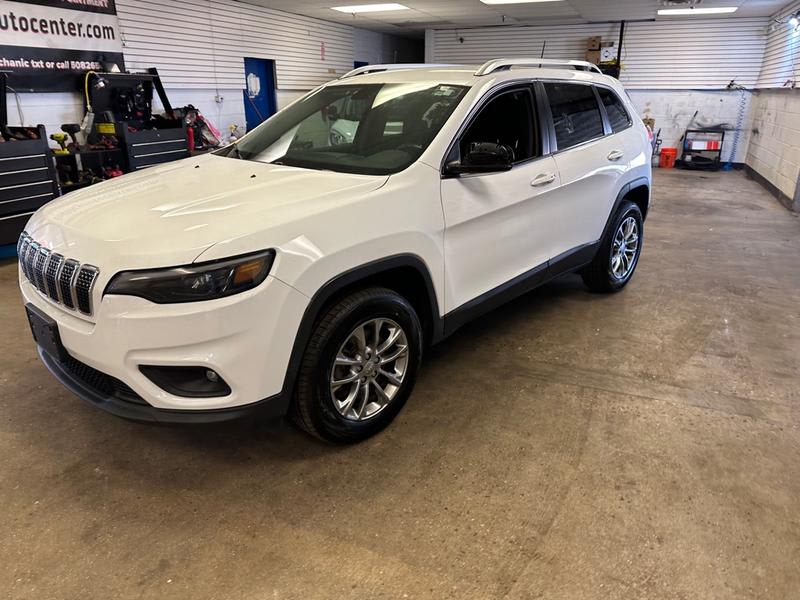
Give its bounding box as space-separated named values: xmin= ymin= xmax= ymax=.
xmin=597 ymin=87 xmax=632 ymax=133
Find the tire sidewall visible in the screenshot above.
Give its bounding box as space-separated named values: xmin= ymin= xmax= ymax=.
xmin=309 ymin=293 xmax=422 ymax=442
xmin=605 ymin=201 xmax=643 ymax=290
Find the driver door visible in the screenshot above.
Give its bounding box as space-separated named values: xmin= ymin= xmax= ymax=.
xmin=441 ymin=84 xmax=562 ymax=313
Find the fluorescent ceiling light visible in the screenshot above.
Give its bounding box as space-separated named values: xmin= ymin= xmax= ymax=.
xmin=480 ymin=0 xmax=564 ymax=4
xmin=658 ymin=7 xmax=738 ymax=15
xmin=331 ymin=3 xmax=409 ymax=12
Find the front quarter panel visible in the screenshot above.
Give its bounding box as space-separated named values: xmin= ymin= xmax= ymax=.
xmin=195 ymin=161 xmax=447 ymax=318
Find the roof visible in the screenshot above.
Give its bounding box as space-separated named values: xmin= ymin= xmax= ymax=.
xmin=326 ymin=59 xmax=621 ymax=88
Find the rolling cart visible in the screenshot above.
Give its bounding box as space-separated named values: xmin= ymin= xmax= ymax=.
xmin=0 ymin=73 xmax=59 ymax=247
xmin=679 ymin=129 xmax=725 ymax=171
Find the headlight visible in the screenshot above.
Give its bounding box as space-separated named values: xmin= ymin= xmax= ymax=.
xmin=105 ymin=250 xmax=275 ymax=303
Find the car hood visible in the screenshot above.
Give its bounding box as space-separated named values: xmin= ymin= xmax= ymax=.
xmin=25 ymin=154 xmax=388 ymax=268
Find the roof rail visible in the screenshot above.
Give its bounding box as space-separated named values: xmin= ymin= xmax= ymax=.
xmin=475 ymin=58 xmax=603 ymax=76
xmin=340 ymin=63 xmax=459 ymax=79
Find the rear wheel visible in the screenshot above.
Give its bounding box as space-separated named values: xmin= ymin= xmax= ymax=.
xmin=291 ymin=287 xmax=423 ymax=443
xmin=581 ymin=200 xmax=643 ymax=292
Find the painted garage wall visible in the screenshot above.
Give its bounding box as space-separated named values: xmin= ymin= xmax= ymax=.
xmin=628 ymin=90 xmax=753 ymax=164
xmin=3 ymin=0 xmax=421 ymax=139
xmin=756 ymin=0 xmax=800 ymax=88
xmin=427 ymin=18 xmax=769 ymax=89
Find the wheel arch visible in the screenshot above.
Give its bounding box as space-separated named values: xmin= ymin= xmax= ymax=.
xmin=625 ymin=181 xmax=650 ymax=220
xmin=600 ymin=177 xmax=650 ymax=243
xmin=279 ymin=254 xmax=443 ymax=404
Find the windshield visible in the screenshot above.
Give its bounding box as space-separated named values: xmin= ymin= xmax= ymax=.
xmin=229 ymin=82 xmax=469 ymax=175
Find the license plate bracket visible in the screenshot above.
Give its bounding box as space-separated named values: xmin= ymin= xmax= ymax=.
xmin=26 ymin=304 xmax=68 ymax=363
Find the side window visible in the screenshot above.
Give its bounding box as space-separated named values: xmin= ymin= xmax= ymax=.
xmin=597 ymin=87 xmax=631 ymax=132
xmin=458 ymin=88 xmax=537 ymax=164
xmin=543 ymin=82 xmax=604 ymax=151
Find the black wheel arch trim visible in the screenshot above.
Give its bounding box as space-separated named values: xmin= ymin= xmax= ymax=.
xmin=601 ymin=177 xmax=650 ymax=242
xmin=279 ymin=254 xmax=443 ymax=410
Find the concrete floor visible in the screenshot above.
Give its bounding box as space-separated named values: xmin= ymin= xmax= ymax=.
xmin=1 ymin=169 xmax=799 ymax=599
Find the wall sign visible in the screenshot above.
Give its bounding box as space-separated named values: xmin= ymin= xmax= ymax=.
xmin=0 ymin=0 xmax=125 ymax=92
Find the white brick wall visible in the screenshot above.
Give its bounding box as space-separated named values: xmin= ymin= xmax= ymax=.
xmin=745 ymin=89 xmax=800 ymax=204
xmin=627 ymin=90 xmax=753 ymax=164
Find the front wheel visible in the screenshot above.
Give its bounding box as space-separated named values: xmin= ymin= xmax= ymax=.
xmin=581 ymin=200 xmax=644 ymax=292
xmin=290 ymin=287 xmax=423 ymax=443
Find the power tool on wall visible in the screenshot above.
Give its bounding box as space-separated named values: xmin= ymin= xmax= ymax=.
xmin=49 ymin=132 xmax=69 ymax=155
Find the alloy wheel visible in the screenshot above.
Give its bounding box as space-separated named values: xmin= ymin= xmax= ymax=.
xmin=329 ymin=318 xmax=409 ymax=421
xmin=610 ymin=215 xmax=640 ymax=280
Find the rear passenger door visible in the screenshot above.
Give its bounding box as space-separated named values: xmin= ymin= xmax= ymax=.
xmin=596 ymin=84 xmax=643 ymax=172
xmin=541 ymin=81 xmax=630 ymax=257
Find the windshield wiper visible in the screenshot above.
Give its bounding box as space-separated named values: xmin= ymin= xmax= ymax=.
xmin=228 ymin=144 xmax=243 ymax=160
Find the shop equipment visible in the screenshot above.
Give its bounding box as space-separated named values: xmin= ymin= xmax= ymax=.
xmin=0 ymin=73 xmax=59 ymax=246
xmin=61 ymin=124 xmax=81 ymax=151
xmin=49 ymin=132 xmax=69 ymax=154
xmin=679 ymin=129 xmax=725 ymax=171
xmin=0 ymin=127 xmax=60 ymax=245
xmin=85 ymin=69 xmax=188 ymax=171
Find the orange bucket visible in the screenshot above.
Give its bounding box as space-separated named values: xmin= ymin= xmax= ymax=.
xmin=659 ymin=147 xmax=678 ymax=168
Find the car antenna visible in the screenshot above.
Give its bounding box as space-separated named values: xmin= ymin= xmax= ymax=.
xmin=540 ymin=41 xmax=547 ymax=58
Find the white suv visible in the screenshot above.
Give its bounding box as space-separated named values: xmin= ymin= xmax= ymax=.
xmin=18 ymin=59 xmax=651 ymax=443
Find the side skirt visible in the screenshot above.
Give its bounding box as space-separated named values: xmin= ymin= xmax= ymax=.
xmin=441 ymin=241 xmax=599 ymax=337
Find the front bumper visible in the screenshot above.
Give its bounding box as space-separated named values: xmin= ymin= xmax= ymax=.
xmin=37 ymin=348 xmax=288 ymax=423
xmin=21 ymin=272 xmax=309 ymax=420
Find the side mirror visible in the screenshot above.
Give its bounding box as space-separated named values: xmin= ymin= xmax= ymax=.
xmin=446 ymin=142 xmax=514 ymax=175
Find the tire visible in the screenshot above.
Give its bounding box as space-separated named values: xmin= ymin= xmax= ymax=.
xmin=581 ymin=200 xmax=644 ymax=293
xmin=290 ymin=287 xmax=423 ymax=443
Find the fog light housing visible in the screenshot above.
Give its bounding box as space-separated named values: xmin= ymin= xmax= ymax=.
xmin=139 ymin=366 xmax=231 ymax=398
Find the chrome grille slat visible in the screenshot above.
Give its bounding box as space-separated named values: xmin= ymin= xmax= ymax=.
xmin=25 ymin=243 xmax=35 ymax=280
xmin=26 ymin=241 xmax=39 ymax=281
xmin=59 ymin=260 xmax=79 ymax=309
xmin=33 ymin=247 xmax=49 ymax=292
xmin=18 ymin=235 xmax=31 ymax=278
xmin=45 ymin=254 xmax=64 ymax=302
xmin=19 ymin=236 xmax=29 ymax=277
xmin=75 ymin=266 xmax=99 ymax=315
xmin=41 ymin=251 xmax=53 ymax=297
xmin=18 ymin=232 xmax=99 ymax=316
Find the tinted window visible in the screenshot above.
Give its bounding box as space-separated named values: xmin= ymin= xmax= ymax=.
xmin=458 ymin=88 xmax=537 ymax=163
xmin=597 ymin=87 xmax=631 ymax=132
xmin=543 ymin=83 xmax=604 ymax=150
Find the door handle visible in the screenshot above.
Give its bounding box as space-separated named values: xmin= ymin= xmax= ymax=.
xmin=531 ymin=172 xmax=556 ymax=187
xmin=607 ymin=150 xmax=625 ymax=162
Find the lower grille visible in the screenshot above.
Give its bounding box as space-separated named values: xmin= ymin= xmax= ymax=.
xmin=60 ymin=354 xmax=149 ymax=406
